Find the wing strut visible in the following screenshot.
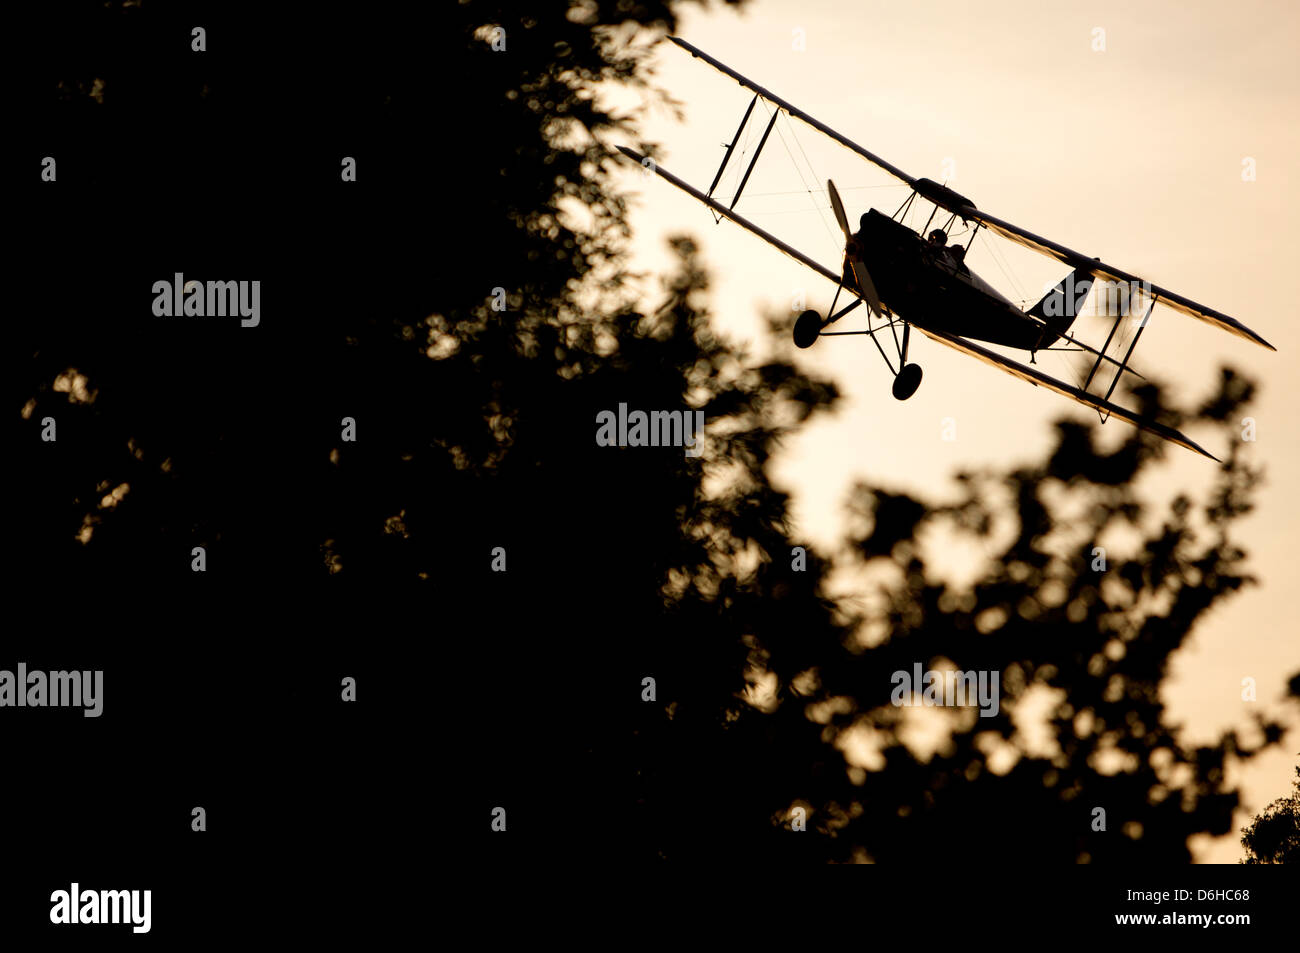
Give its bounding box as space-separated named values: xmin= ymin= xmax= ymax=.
xmin=616 ymin=146 xmax=843 ymax=287
xmin=1099 ymin=294 xmax=1158 ymax=416
xmin=729 ymin=108 xmax=780 ymax=211
xmin=669 ymin=36 xmax=918 ymax=189
xmin=915 ymin=324 xmax=1219 ymax=460
xmin=1083 ymin=310 xmax=1126 ymax=392
xmin=706 ymin=94 xmax=757 ymax=206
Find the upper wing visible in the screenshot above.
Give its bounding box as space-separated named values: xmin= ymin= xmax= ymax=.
xmin=669 ymin=36 xmax=1274 ymax=352
xmin=956 ymin=209 xmax=1275 ymax=350
xmin=914 ymin=324 xmax=1219 ymax=460
xmin=669 ymin=36 xmax=917 ymax=190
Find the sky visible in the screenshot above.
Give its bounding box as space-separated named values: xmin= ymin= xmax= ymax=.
xmin=606 ymin=0 xmax=1300 ymax=861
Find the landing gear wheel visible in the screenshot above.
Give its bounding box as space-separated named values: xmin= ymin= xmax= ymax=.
xmin=793 ymin=310 xmax=822 ymax=349
xmin=892 ymin=362 xmax=923 ymax=400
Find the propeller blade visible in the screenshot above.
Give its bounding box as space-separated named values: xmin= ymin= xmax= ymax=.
xmin=848 ymin=255 xmax=884 ymax=317
xmin=828 ymin=179 xmax=851 ymax=239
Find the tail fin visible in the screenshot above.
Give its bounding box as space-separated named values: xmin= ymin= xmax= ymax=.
xmin=1027 ymin=265 xmax=1096 ymax=337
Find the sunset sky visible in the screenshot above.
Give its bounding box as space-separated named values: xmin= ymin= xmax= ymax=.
xmin=608 ymin=0 xmax=1300 ymax=861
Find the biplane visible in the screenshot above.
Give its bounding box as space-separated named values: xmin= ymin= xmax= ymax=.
xmin=618 ymin=37 xmax=1275 ymax=461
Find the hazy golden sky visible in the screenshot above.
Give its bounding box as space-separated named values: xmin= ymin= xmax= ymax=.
xmin=610 ymin=0 xmax=1300 ymax=861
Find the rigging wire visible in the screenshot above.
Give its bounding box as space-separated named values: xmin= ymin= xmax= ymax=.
xmin=983 ymin=234 xmax=1028 ymax=307
xmin=786 ymin=106 xmax=846 ymax=243
xmin=715 ymin=104 xmax=757 ymax=207
xmin=761 ymin=101 xmax=841 ymax=257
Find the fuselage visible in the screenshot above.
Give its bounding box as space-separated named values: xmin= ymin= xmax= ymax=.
xmin=852 ymin=209 xmax=1060 ymax=351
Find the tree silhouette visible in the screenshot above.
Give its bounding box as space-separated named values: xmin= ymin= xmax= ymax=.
xmin=1240 ymin=763 xmax=1300 ymax=863
xmin=15 ymin=0 xmax=1287 ymax=871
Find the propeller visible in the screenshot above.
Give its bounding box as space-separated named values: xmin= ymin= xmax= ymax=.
xmin=827 ymin=179 xmax=884 ymax=317
xmin=828 ymin=178 xmax=852 ymax=239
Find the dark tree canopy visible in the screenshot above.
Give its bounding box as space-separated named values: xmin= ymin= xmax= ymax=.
xmin=1240 ymin=765 xmax=1300 ymax=864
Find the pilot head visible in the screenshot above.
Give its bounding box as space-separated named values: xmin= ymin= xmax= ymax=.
xmin=928 ymin=228 xmax=948 ymax=246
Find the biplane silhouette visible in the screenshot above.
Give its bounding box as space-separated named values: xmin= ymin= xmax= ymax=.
xmin=620 ymin=37 xmax=1275 ymax=460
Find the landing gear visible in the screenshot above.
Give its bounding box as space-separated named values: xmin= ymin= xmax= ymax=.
xmin=793 ymin=309 xmax=822 ymax=349
xmin=792 ymin=298 xmax=924 ymax=400
xmin=892 ymin=362 xmax=923 ymax=400
xmin=889 ymin=318 xmax=922 ymax=399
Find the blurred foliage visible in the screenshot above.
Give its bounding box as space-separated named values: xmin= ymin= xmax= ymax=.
xmin=1240 ymin=764 xmax=1300 ymax=863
